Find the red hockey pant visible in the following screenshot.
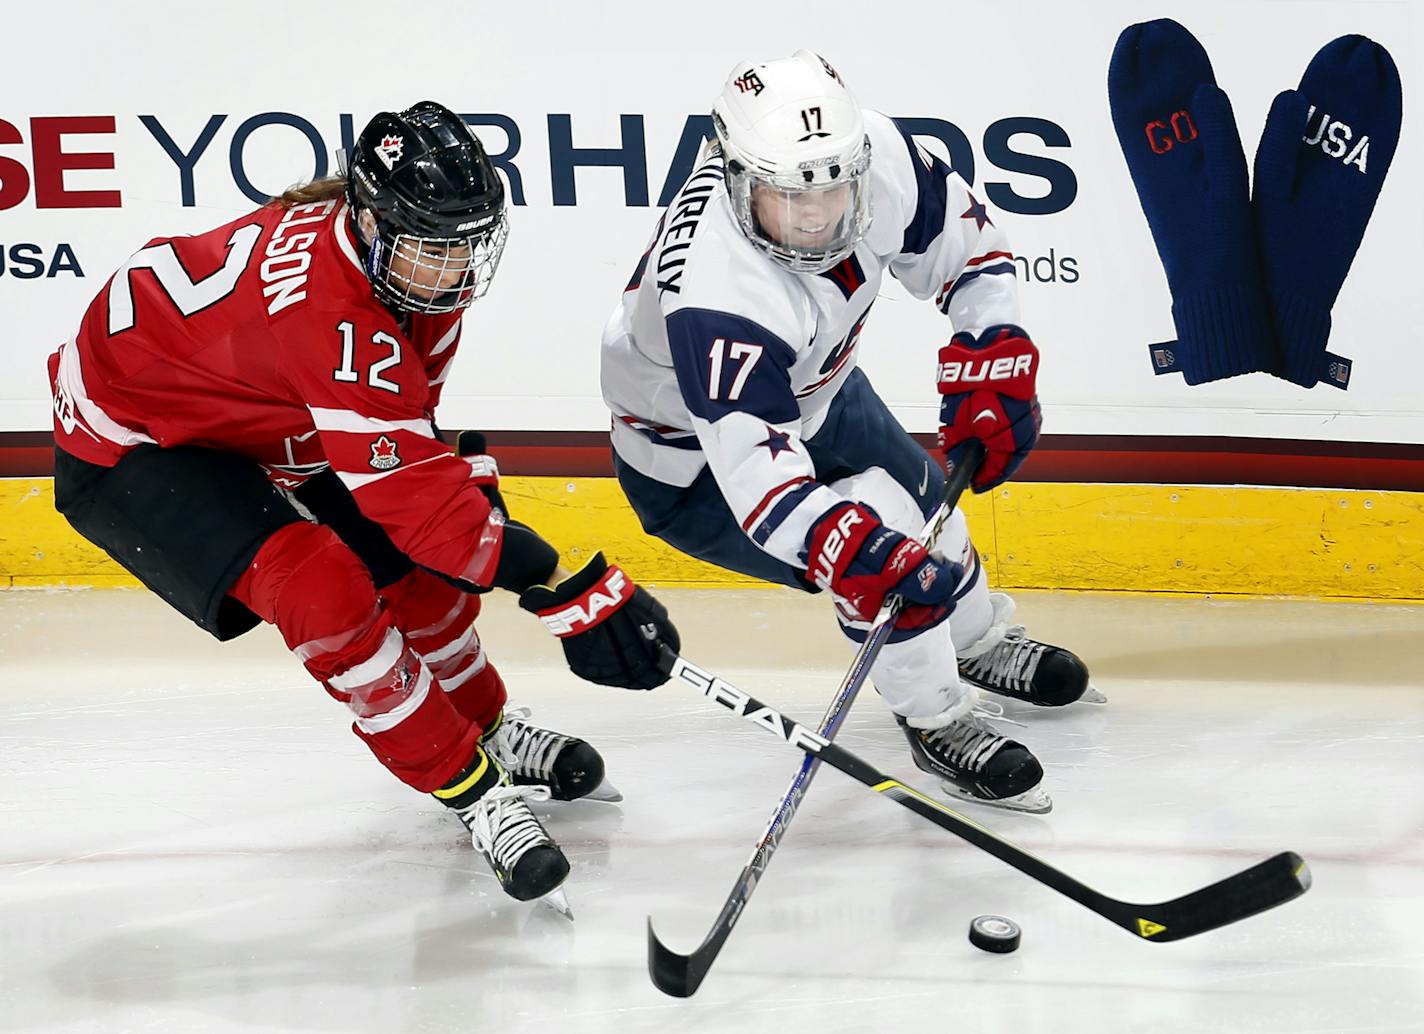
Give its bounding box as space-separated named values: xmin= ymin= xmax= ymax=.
xmin=230 ymin=522 xmax=506 ymax=792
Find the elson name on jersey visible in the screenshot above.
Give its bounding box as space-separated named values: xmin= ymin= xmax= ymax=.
xmin=261 ymin=199 xmax=338 ymax=315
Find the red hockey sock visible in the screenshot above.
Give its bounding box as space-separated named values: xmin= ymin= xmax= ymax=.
xmin=379 ymin=567 xmax=506 ymax=729
xmin=231 ymin=522 xmax=481 ymax=792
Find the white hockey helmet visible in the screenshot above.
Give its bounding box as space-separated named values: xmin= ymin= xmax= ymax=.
xmin=712 ymin=50 xmax=872 ymax=274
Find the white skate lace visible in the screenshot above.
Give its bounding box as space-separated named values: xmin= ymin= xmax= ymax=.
xmin=485 ymin=705 xmax=569 ymax=783
xmin=922 ymin=705 xmax=1017 ymax=775
xmin=459 ymin=783 xmax=553 ymax=873
xmin=960 ymin=626 xmax=1045 ymax=695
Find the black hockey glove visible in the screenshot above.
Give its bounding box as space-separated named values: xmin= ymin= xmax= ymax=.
xmin=455 ymin=430 xmax=508 ymax=517
xmin=518 ymin=552 xmax=680 ymax=690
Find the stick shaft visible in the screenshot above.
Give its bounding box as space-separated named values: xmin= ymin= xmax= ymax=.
xmin=646 ymin=446 xmax=982 ymax=995
xmin=729 ymin=440 xmax=981 ymax=868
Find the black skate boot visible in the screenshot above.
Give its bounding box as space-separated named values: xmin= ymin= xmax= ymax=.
xmin=958 ymin=593 xmax=1104 ymax=707
xmin=483 ymin=705 xmax=622 ymax=803
xmin=434 ymin=745 xmax=572 ymax=915
xmin=896 ymin=706 xmax=1052 ymax=814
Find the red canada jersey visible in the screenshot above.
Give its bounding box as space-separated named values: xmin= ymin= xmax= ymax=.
xmin=48 ymin=198 xmax=503 ymax=585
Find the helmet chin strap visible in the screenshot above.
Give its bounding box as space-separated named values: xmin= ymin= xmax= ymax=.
xmin=355 ymin=208 xmax=378 ymax=242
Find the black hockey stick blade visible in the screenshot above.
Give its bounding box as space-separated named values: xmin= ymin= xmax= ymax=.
xmin=648 ymin=917 xmax=719 ymax=998
xmin=648 ymin=843 xmax=776 ymax=996
xmin=1124 ymin=850 xmax=1311 ymax=942
xmin=647 ymin=834 xmax=778 ymax=996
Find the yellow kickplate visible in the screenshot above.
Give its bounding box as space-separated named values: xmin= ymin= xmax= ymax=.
xmin=3 ymin=476 xmax=1422 ymax=599
xmin=994 ymin=482 xmax=1424 ymax=599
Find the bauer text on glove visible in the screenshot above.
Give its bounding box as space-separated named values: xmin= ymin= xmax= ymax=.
xmin=805 ymin=502 xmax=963 ymax=631
xmin=937 ymin=324 xmax=1041 ymax=492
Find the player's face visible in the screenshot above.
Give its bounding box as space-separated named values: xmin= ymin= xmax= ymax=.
xmin=751 ymin=182 xmax=852 ymax=250
xmin=387 ymin=238 xmax=475 ymax=301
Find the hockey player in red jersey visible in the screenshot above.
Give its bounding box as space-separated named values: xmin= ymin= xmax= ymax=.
xmin=48 ymin=100 xmax=680 ymax=913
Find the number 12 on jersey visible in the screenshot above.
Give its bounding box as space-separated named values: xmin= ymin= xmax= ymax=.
xmin=707 ymin=338 xmax=763 ymax=401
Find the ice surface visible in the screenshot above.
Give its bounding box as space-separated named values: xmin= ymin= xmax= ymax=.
xmin=2 ymin=587 xmax=1421 ymax=1033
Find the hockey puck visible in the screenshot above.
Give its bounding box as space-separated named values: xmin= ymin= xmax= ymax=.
xmin=968 ymin=915 xmax=1021 ymax=953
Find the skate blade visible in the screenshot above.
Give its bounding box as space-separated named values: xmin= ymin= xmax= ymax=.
xmin=581 ymin=777 xmax=623 ymax=803
xmin=940 ymin=781 xmax=1053 ymax=815
xmin=540 ymin=886 xmax=574 ymax=920
xmin=1079 ymin=685 xmax=1108 ymax=705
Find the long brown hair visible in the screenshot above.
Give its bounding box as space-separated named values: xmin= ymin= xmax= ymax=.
xmin=271 ymin=175 xmax=348 ymax=208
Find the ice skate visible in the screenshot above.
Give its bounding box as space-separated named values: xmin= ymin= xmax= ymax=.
xmin=958 ymin=593 xmax=1105 ymax=707
xmin=483 ymin=705 xmax=622 ymax=802
xmin=897 ymin=703 xmax=1052 ymax=814
xmin=434 ymin=746 xmax=572 ymax=912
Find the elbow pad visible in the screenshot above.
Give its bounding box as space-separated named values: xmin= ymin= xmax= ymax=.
xmin=492 ymin=519 xmax=560 ymax=593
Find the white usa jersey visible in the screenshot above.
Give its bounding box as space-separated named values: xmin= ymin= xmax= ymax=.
xmin=600 ymin=109 xmax=1020 ymax=570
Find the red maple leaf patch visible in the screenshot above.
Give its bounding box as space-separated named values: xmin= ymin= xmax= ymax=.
xmin=369 ymin=435 xmax=401 ymax=470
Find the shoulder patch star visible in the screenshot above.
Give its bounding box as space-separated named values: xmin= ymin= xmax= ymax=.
xmin=961 ymin=193 xmax=993 ymax=231
xmin=756 ymin=425 xmax=795 ymax=460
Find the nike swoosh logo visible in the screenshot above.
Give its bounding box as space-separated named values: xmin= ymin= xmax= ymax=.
xmin=974 ymin=408 xmax=998 ymax=424
xmin=918 ymin=461 xmax=929 ymax=496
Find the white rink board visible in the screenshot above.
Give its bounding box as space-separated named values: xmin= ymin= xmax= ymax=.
xmin=1 ymin=0 xmax=1420 ymax=443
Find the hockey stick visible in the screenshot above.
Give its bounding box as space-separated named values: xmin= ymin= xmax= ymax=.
xmin=647 ymin=443 xmax=984 ymax=997
xmin=656 ymin=649 xmax=1311 ymax=952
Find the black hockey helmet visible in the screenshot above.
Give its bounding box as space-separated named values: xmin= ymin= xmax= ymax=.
xmin=344 ymin=100 xmax=508 ymax=313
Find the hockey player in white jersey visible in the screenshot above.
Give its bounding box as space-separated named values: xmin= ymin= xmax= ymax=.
xmin=601 ymin=51 xmax=1098 ymax=813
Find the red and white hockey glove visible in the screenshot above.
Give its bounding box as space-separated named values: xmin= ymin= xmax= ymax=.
xmin=456 ymin=429 xmax=507 ymax=516
xmin=804 ymin=502 xmax=962 ymax=630
xmin=937 ymin=324 xmax=1042 ymax=492
xmin=519 ymin=552 xmax=681 ymax=690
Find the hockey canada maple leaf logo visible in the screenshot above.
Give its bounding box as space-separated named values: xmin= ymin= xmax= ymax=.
xmin=376 ymin=134 xmax=404 ymax=169
xmin=369 ymin=435 xmax=401 ymax=471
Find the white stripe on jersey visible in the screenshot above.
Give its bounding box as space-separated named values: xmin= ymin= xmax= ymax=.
xmin=333 ymin=204 xmax=365 ymax=275
xmin=56 ymin=338 xmax=157 ymax=448
xmin=308 ymin=408 xmax=437 ymax=437
xmin=430 ymin=322 xmax=460 ymax=357
xmin=337 ymin=452 xmax=448 ymax=491
xmin=430 ymin=356 xmax=456 ymax=386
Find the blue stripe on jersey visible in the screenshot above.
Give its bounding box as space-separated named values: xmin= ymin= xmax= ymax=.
xmin=750 ymin=481 xmax=822 ymax=546
xmin=624 ymin=424 xmax=704 ymax=450
xmin=667 ymin=307 xmax=800 ymax=424
xmin=940 ymin=262 xmax=1017 ymax=313
xmin=893 ymin=118 xmax=951 ymax=256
